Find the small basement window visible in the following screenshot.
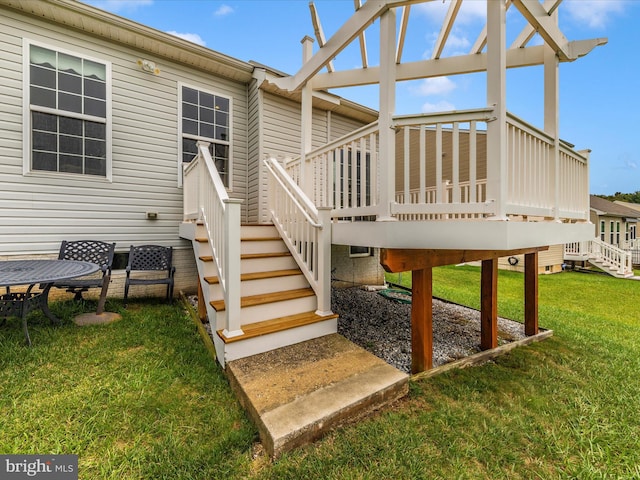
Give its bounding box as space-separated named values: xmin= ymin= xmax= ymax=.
xmin=349 ymin=246 xmax=372 ymax=258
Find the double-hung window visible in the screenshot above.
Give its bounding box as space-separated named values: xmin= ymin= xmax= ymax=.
xmin=180 ymin=84 xmax=231 ymax=187
xmin=25 ymin=42 xmax=110 ymax=178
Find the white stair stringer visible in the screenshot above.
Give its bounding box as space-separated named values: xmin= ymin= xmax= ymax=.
xmin=180 ymin=221 xmax=338 ymax=368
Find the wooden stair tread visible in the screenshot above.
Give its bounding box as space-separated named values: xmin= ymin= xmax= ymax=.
xmin=210 ymin=287 xmax=315 ymax=312
xmin=196 ymin=236 xmax=281 ymax=243
xmin=217 ymin=311 xmax=338 ymax=344
xmin=205 ymin=269 xmax=303 ymax=285
xmin=199 ymin=251 xmax=291 ymax=263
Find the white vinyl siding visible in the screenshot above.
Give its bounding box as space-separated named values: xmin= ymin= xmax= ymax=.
xmin=0 ymin=6 xmax=248 ymax=255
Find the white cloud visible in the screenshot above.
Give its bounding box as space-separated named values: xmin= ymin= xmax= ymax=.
xmin=413 ymin=77 xmax=457 ymax=96
xmin=564 ymin=0 xmax=626 ymax=29
xmin=214 ymin=4 xmax=234 ymax=17
xmin=166 ymin=31 xmax=206 ymax=46
xmin=85 ymin=0 xmax=152 ymax=14
xmin=414 ymin=0 xmax=485 ymax=25
xmin=422 ymin=100 xmax=456 ymax=113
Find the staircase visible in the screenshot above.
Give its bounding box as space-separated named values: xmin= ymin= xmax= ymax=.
xmin=187 ymin=222 xmax=338 ymax=367
xmin=564 ymin=238 xmax=634 ymax=279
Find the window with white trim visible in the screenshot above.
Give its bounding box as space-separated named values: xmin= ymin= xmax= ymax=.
xmin=600 ymin=220 xmax=605 ymax=241
xmin=180 ymin=85 xmax=231 ymax=187
xmin=26 ymin=42 xmax=109 ymax=177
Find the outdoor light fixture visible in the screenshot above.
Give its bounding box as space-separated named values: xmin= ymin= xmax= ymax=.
xmin=137 ymin=59 xmax=160 ymax=75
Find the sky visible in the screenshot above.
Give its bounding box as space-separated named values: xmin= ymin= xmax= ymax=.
xmin=83 ymin=0 xmax=640 ymax=196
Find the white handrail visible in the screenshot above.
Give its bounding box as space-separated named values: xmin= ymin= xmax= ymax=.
xmin=264 ymin=157 xmax=332 ymax=315
xmin=565 ymin=238 xmax=633 ymax=276
xmin=183 ymin=141 xmax=242 ymax=337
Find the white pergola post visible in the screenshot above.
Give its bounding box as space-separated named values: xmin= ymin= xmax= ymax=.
xmin=544 ymin=10 xmax=561 ymax=222
xmin=300 ymin=35 xmax=314 ymax=195
xmin=377 ymin=7 xmax=397 ymax=221
xmin=486 ymin=0 xmax=508 ymax=220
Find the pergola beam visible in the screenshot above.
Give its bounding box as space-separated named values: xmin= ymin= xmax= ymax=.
xmin=312 ymin=45 xmax=548 ymax=90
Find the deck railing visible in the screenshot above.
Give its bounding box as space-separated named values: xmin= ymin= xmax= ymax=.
xmin=565 ymin=238 xmax=633 ymax=276
xmin=265 ymin=157 xmax=332 ymax=315
xmin=183 ymin=141 xmax=242 ymax=338
xmin=294 ymin=108 xmax=589 ymax=223
xmin=506 ymin=112 xmax=589 ymax=220
xmin=391 ymin=109 xmax=495 ymax=220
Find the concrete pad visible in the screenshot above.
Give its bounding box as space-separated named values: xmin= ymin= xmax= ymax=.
xmin=73 ymin=312 xmax=122 ymax=326
xmin=226 ymin=334 xmax=409 ymax=458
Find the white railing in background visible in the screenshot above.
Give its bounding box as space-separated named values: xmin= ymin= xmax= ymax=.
xmin=183 ymin=141 xmax=242 ymax=337
xmin=564 ymin=238 xmax=633 ymax=277
xmin=264 ymin=157 xmax=332 ymax=315
xmin=506 ymin=112 xmax=589 ymax=220
xmin=289 ymin=121 xmax=380 ymax=216
xmin=391 ymin=109 xmax=495 ymax=220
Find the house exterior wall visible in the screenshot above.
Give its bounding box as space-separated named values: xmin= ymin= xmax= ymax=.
xmin=497 ymin=245 xmax=565 ymax=274
xmin=331 ymin=245 xmax=385 ymax=287
xmin=0 ymin=5 xmax=252 ymax=298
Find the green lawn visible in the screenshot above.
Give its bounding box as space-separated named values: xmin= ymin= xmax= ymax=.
xmin=2 ymin=268 xmax=640 ymax=479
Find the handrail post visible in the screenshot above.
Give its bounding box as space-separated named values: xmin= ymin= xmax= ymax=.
xmin=486 ymin=0 xmax=508 ymax=220
xmin=222 ymin=198 xmax=243 ymax=338
xmin=377 ymin=8 xmax=397 ymax=221
xmin=316 ymin=207 xmax=332 ymax=316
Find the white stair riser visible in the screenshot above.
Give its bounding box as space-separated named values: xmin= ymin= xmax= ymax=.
xmin=241 ymin=225 xmax=279 ymax=239
xmin=223 ymin=318 xmax=338 ymax=364
xmin=241 ymin=240 xmax=289 ymax=255
xmin=215 ymin=296 xmax=317 ymax=327
xmin=240 ymin=296 xmax=317 ymax=324
xmin=241 ymin=256 xmax=298 ymax=274
xmin=241 ymin=275 xmax=309 ymax=296
xmin=206 ymin=274 xmax=308 ymax=300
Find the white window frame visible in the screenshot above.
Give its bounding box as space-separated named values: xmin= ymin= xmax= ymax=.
xmin=349 ymin=246 xmax=373 ymax=258
xmin=22 ymin=39 xmax=112 ymax=181
xmin=177 ymin=82 xmax=232 ymax=189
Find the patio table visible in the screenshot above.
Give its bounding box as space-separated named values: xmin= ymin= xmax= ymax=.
xmin=0 ymin=259 xmax=99 ymax=345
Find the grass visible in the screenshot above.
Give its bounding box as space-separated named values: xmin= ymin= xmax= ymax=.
xmin=2 ymin=268 xmax=640 ymax=479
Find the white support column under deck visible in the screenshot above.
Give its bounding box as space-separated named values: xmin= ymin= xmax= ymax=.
xmin=377 ymin=7 xmax=397 ymax=221
xmin=486 ymin=0 xmax=508 ymax=220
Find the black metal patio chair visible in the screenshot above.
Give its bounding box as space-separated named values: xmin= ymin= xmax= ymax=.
xmin=123 ymin=245 xmax=175 ymax=308
xmin=52 ymin=240 xmax=116 ymax=315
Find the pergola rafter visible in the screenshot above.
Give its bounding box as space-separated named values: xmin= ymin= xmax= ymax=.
xmin=431 ymin=0 xmax=462 ymax=60
xmin=354 ymin=0 xmax=369 ymax=68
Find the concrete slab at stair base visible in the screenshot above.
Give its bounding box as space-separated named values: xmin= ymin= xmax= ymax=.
xmin=226 ymin=334 xmax=409 ymax=458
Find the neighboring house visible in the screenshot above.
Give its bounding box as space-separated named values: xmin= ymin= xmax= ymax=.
xmin=590 ymin=196 xmax=638 ymax=248
xmin=2 ymin=0 xmax=604 ymax=378
xmin=564 ymin=195 xmax=639 ymax=275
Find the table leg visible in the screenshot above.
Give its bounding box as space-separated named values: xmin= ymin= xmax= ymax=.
xmin=39 ymin=284 xmax=61 ymax=325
